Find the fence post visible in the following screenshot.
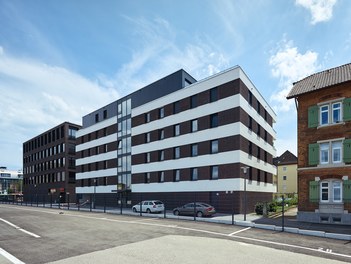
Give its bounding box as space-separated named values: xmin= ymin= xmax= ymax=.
xmin=120 ymin=192 xmax=123 ymax=215
xmin=282 ymin=195 xmax=285 ymax=232
xmin=232 ymin=193 xmax=235 ymax=225
xmin=103 ymin=194 xmax=106 ymax=213
xmin=139 ymin=193 xmax=142 ymax=216
xmin=90 ymin=194 xmax=92 ymax=212
xmin=194 ymin=192 xmax=196 ymax=221
xmin=68 ymin=193 xmax=70 ymax=210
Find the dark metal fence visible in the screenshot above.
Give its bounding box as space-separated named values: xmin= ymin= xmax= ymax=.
xmin=0 ymin=193 xmax=297 ymax=230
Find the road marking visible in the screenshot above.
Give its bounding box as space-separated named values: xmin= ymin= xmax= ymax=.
xmin=228 ymin=227 xmax=251 ymax=236
xmin=2 ymin=205 xmax=351 ymax=260
xmin=0 ymin=218 xmax=40 ymax=238
xmin=0 ymin=247 xmax=25 ymax=264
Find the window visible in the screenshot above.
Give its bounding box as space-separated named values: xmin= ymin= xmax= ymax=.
xmin=332 ymin=141 xmax=342 ymax=163
xmin=191 ymin=95 xmax=197 ymax=108
xmin=159 ymin=172 xmax=164 ymax=183
xmin=257 ymin=101 xmax=261 ymax=114
xmin=174 ymin=147 xmax=180 ymax=159
xmin=173 ymin=101 xmax=181 ymax=114
xmin=191 ymin=144 xmax=198 ymax=157
xmin=248 ymin=141 xmax=252 ymax=156
xmin=145 ymin=113 xmax=150 ymax=123
xmin=317 ymin=101 xmax=343 ymax=126
xmin=191 ymin=168 xmax=198 ymax=181
xmin=103 ymin=110 xmax=107 ymax=119
xmin=333 ymin=181 xmax=342 ymax=202
xmin=145 ymin=133 xmax=151 ymax=143
xmin=159 ymin=129 xmax=164 ymax=140
xmin=283 ymin=176 xmax=287 ymax=181
xmin=95 ymin=113 xmax=99 ymax=123
xmin=248 ymin=90 xmax=253 ymax=106
xmin=211 ymin=140 xmax=218 ymax=154
xmin=174 ymin=124 xmax=180 ymax=136
xmin=210 ymin=87 xmax=218 ymax=102
xmin=146 ymin=153 xmax=151 ymax=163
xmin=159 ymin=107 xmax=164 ymax=118
xmin=191 ymin=120 xmax=198 ymax=132
xmin=210 ymin=114 xmax=218 ymax=128
xmin=332 ymin=102 xmax=341 ymax=123
xmin=320 ymin=143 xmax=329 ymax=164
xmin=320 ymin=180 xmax=343 ymax=203
xmin=257 ymin=124 xmax=261 ymax=137
xmin=145 ymin=173 xmax=151 ymax=183
xmin=159 ymin=150 xmax=164 ymax=161
xmin=248 ymin=116 xmax=252 ymax=130
xmin=320 ymin=105 xmax=329 ymax=125
xmin=174 ymin=170 xmax=180 ymax=182
xmin=211 ymin=166 xmax=218 ymax=179
xmin=282 ymin=166 xmax=287 ymax=171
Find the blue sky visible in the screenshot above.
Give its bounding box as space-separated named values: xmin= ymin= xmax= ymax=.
xmin=0 ymin=0 xmax=350 ymax=170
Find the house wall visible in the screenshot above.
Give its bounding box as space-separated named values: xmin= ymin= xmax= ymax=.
xmin=276 ymin=164 xmax=297 ymax=194
xmin=297 ymin=81 xmax=351 ymax=219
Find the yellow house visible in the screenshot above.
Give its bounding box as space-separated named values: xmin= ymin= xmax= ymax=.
xmin=273 ymin=151 xmax=298 ymax=195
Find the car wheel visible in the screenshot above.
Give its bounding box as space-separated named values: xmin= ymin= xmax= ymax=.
xmin=196 ymin=211 xmax=203 ymax=217
xmin=132 ymin=207 xmax=137 ymax=213
xmin=173 ymin=210 xmax=180 ymax=216
xmin=146 ymin=208 xmax=151 ymax=213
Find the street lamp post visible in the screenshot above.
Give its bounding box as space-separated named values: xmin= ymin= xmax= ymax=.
xmin=241 ymin=166 xmax=249 ymax=221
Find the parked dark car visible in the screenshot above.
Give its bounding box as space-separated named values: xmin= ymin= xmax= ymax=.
xmin=173 ymin=202 xmax=216 ymax=217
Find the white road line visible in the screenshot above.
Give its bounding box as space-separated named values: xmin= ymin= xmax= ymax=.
xmin=0 ymin=218 xmax=40 ymax=238
xmin=18 ymin=228 xmax=41 ymax=238
xmin=2 ymin=205 xmax=351 ymax=260
xmin=0 ymin=247 xmax=25 ymax=264
xmin=228 ymin=227 xmax=251 ymax=236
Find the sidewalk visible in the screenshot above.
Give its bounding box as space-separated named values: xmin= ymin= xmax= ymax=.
xmin=210 ymin=207 xmax=351 ymax=240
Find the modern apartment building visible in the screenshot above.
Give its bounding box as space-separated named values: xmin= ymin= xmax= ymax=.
xmin=273 ymin=150 xmax=298 ymax=195
xmin=131 ymin=67 xmax=276 ymax=213
xmin=75 ymin=70 xmax=196 ymax=206
xmin=287 ymin=63 xmax=351 ymax=224
xmin=22 ymin=122 xmax=81 ymax=203
xmin=75 ymin=66 xmax=277 ymax=213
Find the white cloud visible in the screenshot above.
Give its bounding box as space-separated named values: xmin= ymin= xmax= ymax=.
xmin=296 ymin=0 xmax=337 ymax=24
xmin=98 ymin=17 xmax=230 ymax=96
xmin=269 ymin=39 xmax=320 ymax=112
xmin=0 ymin=47 xmax=119 ymax=169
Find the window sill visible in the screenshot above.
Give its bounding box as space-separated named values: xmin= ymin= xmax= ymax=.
xmin=317 ymin=122 xmax=345 ymax=129
xmin=317 ymin=163 xmax=345 ymax=169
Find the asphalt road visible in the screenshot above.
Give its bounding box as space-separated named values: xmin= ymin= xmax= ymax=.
xmin=0 ymin=204 xmax=350 ymax=264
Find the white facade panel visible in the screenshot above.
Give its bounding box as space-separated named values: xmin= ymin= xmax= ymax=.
xmin=132 ymin=178 xmax=276 ymax=193
xmin=76 ymin=133 xmax=117 ymax=152
xmin=76 ymin=151 xmax=117 ymax=166
xmin=76 ymin=116 xmax=117 ymax=137
xmin=132 ymin=94 xmax=276 ymax=141
xmin=76 ymin=168 xmax=117 ymax=180
xmin=76 ymin=185 xmax=117 ymax=194
xmin=132 ymin=66 xmax=276 ymax=121
xmin=132 ymin=150 xmax=276 ymax=175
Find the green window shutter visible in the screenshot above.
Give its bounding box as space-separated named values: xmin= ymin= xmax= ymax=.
xmin=308 ymin=105 xmax=318 ymax=128
xmin=309 ymin=181 xmax=319 ymax=202
xmin=308 ymin=143 xmax=319 ymax=166
xmin=343 ymin=98 xmax=351 ymax=121
xmin=343 ymin=139 xmax=351 ymax=163
xmin=343 ymin=180 xmax=351 ymax=202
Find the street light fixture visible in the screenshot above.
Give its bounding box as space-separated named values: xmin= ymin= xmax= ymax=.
xmin=241 ymin=166 xmax=249 ymax=221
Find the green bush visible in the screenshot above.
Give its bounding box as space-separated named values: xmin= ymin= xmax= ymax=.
xmin=255 ymin=202 xmax=277 ymax=215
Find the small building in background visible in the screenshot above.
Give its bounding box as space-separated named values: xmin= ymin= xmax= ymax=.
xmin=0 ymin=167 xmax=23 ymax=196
xmin=273 ymin=150 xmax=297 ymax=197
xmin=22 ymin=122 xmax=81 ymax=203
